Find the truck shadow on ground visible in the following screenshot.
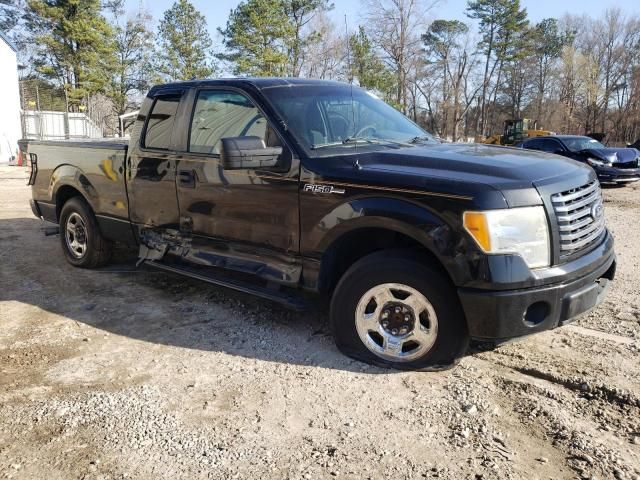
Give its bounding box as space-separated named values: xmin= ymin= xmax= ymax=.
xmin=1 ymin=217 xmax=476 ymax=374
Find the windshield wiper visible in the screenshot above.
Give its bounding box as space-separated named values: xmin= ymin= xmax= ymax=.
xmin=408 ymin=135 xmax=433 ymax=144
xmin=311 ymin=136 xmax=414 ymax=150
xmin=311 ymin=137 xmax=387 ymax=150
xmin=343 ymin=136 xmax=385 ymax=145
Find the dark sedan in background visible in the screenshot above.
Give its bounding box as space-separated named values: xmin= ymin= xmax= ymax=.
xmin=517 ymin=135 xmax=640 ymax=184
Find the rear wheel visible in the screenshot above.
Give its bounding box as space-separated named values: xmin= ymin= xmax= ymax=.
xmin=330 ymin=250 xmax=469 ymax=370
xmin=59 ymin=197 xmax=112 ymax=268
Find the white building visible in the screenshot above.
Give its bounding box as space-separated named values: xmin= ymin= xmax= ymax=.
xmin=0 ymin=32 xmax=22 ymax=164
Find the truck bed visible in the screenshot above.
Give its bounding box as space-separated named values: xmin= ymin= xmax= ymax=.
xmin=25 ymin=137 xmax=129 ymax=150
xmin=26 ymin=138 xmax=131 ymax=230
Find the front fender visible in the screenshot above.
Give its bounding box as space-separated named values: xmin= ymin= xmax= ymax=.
xmin=308 ymin=196 xmax=478 ymax=285
xmin=314 ymin=197 xmax=447 ymax=249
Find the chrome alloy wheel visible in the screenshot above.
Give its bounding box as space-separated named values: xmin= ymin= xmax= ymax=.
xmin=65 ymin=212 xmax=88 ymax=258
xmin=355 ymin=283 xmax=438 ymax=362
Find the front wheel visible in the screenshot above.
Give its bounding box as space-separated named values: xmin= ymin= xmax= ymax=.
xmin=330 ymin=251 xmax=469 ymax=370
xmin=59 ymin=197 xmax=112 ymax=268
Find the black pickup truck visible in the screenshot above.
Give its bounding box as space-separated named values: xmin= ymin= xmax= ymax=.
xmin=24 ymin=78 xmax=616 ymax=370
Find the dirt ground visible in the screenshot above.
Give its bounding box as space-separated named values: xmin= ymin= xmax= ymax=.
xmin=0 ymin=164 xmax=639 ymax=480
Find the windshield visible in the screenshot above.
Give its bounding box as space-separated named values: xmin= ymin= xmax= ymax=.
xmin=563 ymin=137 xmax=605 ymax=152
xmin=261 ymin=84 xmax=437 ymax=156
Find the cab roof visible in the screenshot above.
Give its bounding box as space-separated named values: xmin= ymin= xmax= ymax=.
xmin=149 ymin=77 xmax=349 ymax=95
xmin=532 ymin=135 xmax=592 ymax=140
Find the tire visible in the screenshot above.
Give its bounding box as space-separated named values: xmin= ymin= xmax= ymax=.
xmin=59 ymin=196 xmax=112 ymax=268
xmin=330 ymin=250 xmax=469 ymax=371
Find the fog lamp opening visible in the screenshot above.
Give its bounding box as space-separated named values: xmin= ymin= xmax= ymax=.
xmin=523 ymin=302 xmax=549 ymax=327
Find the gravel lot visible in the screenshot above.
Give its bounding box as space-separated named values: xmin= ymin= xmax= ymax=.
xmin=1 ymin=164 xmax=639 ymax=480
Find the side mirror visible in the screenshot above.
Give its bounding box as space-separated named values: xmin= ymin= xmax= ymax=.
xmin=220 ymin=136 xmax=282 ymax=170
xmin=553 ymin=149 xmax=565 ymax=155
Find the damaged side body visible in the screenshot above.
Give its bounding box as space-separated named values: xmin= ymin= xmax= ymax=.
xmin=137 ymin=227 xmax=302 ymax=286
xmin=137 ymin=228 xmax=191 ymax=264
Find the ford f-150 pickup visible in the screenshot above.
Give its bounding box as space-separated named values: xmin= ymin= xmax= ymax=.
xmin=23 ymin=78 xmax=617 ymax=370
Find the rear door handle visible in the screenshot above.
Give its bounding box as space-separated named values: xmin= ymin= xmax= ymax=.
xmin=178 ymin=169 xmax=196 ymax=188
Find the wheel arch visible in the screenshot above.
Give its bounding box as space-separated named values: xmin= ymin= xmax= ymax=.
xmin=50 ymin=165 xmax=99 ymax=221
xmin=55 ymin=185 xmax=82 ymax=220
xmin=317 ymin=225 xmax=455 ymax=294
xmin=311 ymin=194 xmax=470 ymax=294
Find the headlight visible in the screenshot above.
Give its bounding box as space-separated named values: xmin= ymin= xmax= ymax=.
xmin=587 ymin=157 xmax=611 ymax=167
xmin=463 ymin=206 xmax=550 ymax=268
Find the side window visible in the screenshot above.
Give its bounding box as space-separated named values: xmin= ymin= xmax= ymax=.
xmin=189 ymin=90 xmax=272 ymax=155
xmin=538 ymin=140 xmax=560 ymax=153
xmin=550 ymin=141 xmax=564 ymax=153
xmin=144 ymin=94 xmax=182 ymax=150
xmin=524 ymin=139 xmax=541 ymax=150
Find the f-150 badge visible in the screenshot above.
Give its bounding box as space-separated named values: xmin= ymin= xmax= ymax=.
xmin=303 ymin=184 xmax=346 ymax=195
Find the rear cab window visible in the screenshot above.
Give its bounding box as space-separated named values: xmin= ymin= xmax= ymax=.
xmin=143 ymin=93 xmax=183 ymax=150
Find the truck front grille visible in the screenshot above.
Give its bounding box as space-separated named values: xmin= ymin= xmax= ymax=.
xmin=551 ymin=180 xmax=605 ymax=256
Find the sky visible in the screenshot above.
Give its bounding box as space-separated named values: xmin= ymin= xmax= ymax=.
xmin=125 ymin=0 xmax=640 ymax=40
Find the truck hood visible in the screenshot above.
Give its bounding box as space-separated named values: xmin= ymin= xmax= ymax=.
xmin=338 ymin=143 xmax=595 ymax=209
xmin=582 ymin=147 xmax=639 ymax=164
xmin=355 ymin=143 xmax=589 ymax=187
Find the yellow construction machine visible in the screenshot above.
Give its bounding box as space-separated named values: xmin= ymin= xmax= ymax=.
xmin=480 ymin=119 xmax=554 ymax=146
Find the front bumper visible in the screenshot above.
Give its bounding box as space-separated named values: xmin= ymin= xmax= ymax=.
xmin=458 ymin=235 xmax=616 ymax=341
xmin=594 ymin=165 xmax=640 ymax=183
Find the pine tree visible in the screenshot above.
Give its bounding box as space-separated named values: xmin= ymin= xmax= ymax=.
xmin=423 ymin=20 xmax=470 ymax=137
xmin=155 ymin=0 xmax=214 ymax=81
xmin=1 ymin=0 xmax=22 ymax=33
xmin=283 ymin=0 xmax=333 ymax=76
xmin=349 ymin=26 xmax=396 ymax=104
xmin=219 ymin=0 xmax=292 ymax=77
xmin=530 ymin=18 xmax=572 ymax=121
xmin=27 ymin=0 xmax=115 ymax=107
xmin=466 ymin=0 xmax=528 ymax=136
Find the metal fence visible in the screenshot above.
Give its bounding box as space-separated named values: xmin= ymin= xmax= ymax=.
xmin=19 ymin=79 xmax=106 ymax=140
xmin=21 ymin=110 xmax=103 ymax=140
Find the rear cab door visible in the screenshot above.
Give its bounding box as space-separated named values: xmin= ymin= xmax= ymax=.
xmin=537 ymin=138 xmax=567 ymax=156
xmin=126 ymin=88 xmax=185 ymax=229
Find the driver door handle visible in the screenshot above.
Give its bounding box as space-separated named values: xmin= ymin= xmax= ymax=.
xmin=178 ymin=169 xmax=196 ymax=188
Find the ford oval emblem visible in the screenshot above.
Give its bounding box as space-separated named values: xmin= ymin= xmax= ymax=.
xmin=591 ymin=202 xmax=604 ymax=220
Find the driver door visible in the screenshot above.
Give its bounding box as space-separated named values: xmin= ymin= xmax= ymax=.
xmin=174 ymin=88 xmax=301 ymax=285
xmin=537 ymin=139 xmax=569 ymax=157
